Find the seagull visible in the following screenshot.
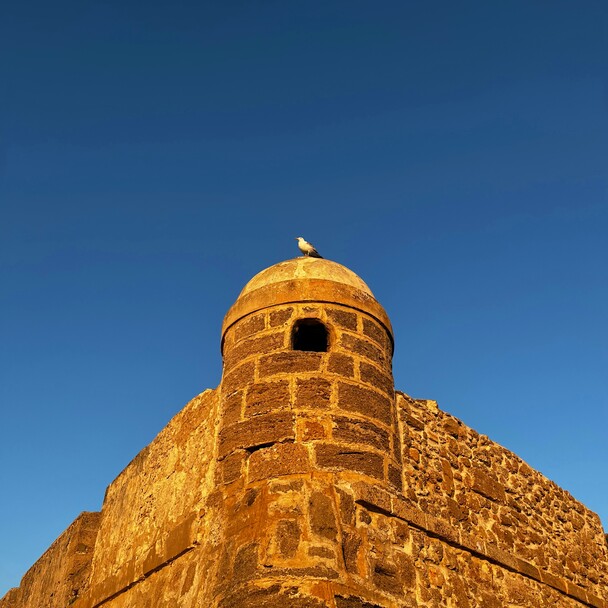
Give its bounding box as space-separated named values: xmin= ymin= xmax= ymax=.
xmin=295 ymin=236 xmax=323 ymax=258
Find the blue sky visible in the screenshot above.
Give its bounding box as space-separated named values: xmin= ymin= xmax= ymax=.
xmin=1 ymin=0 xmax=607 ymax=595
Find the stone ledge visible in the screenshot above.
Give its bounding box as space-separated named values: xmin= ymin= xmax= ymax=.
xmin=351 ymin=482 xmax=607 ymax=608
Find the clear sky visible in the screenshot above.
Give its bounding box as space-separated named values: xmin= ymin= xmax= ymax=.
xmin=1 ymin=0 xmax=607 ymax=596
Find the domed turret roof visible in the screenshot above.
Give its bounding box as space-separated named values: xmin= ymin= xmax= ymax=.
xmin=238 ymin=258 xmax=375 ymax=299
xmin=222 ymin=257 xmax=392 ymax=346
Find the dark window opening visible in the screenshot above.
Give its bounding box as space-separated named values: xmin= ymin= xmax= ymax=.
xmin=292 ymin=319 xmax=329 ymax=352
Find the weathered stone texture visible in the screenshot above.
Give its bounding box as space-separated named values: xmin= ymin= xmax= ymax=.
xmin=338 ymin=382 xmax=393 ymax=426
xmin=248 ymin=442 xmax=310 ymax=482
xmin=340 ymin=334 xmax=388 ymax=369
xmin=327 ymin=353 xmax=355 ymax=378
xmin=295 ymin=377 xmax=332 ymax=409
xmin=315 ymin=443 xmax=385 ymax=481
xmin=245 ymin=380 xmax=291 ymax=417
xmin=326 ymin=307 xmax=358 ymax=331
xmin=332 ymin=415 xmax=390 ymax=453
xmin=396 ymin=391 xmax=608 ymax=602
xmin=260 ymin=351 xmax=323 ymax=377
xmin=224 ymin=331 xmax=285 ymax=371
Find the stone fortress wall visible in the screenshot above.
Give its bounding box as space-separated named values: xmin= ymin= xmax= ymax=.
xmin=2 ymin=258 xmax=606 ymax=608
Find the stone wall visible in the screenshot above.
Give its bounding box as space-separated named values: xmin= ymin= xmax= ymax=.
xmin=3 ymin=382 xmax=607 ymax=607
xmin=82 ymin=388 xmax=220 ymax=607
xmin=397 ymin=392 xmax=608 ymax=604
xmin=2 ymin=280 xmax=606 ymax=607
xmin=0 ymin=511 xmax=100 ymax=608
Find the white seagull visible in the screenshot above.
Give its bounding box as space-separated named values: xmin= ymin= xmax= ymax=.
xmin=295 ymin=237 xmax=323 ymax=258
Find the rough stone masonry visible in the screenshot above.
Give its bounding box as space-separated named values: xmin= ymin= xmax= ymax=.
xmin=2 ymin=257 xmax=607 ymax=608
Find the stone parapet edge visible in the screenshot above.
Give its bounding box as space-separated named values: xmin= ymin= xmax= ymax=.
xmin=352 ymin=482 xmax=606 ymax=608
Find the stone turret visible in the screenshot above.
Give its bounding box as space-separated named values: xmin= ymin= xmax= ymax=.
xmin=218 ymin=257 xmax=399 ymax=490
xmin=213 ymin=256 xmax=402 ymax=605
xmin=2 ymin=257 xmax=607 ymax=608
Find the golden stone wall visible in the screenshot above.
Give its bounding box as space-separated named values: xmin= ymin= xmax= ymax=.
xmin=2 ymin=258 xmax=606 ymax=608
xmin=83 ymin=388 xmax=220 ymax=607
xmin=0 ymin=511 xmax=99 ymax=608
xmin=397 ymin=393 xmax=607 ymax=602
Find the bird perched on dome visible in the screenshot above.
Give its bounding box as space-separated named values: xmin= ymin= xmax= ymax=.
xmin=296 ymin=237 xmax=323 ymax=258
